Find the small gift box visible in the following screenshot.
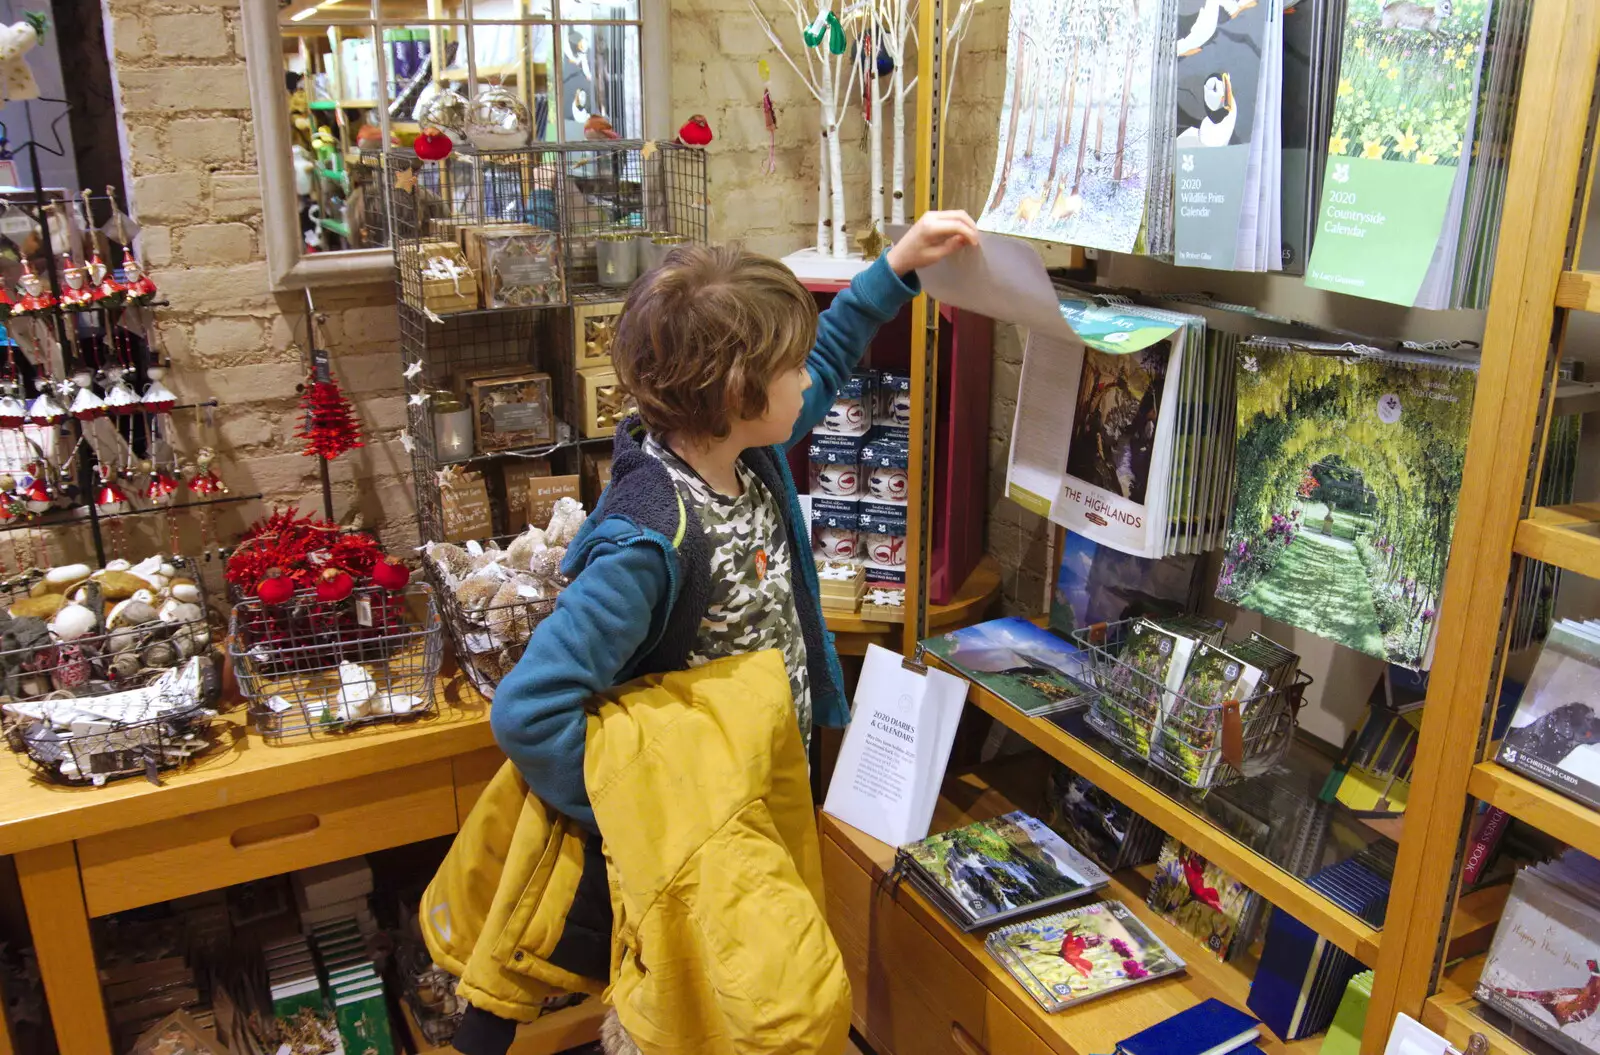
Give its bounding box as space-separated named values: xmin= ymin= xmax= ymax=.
xmin=810 ymin=434 xmax=865 ymax=498
xmin=407 ymin=241 xmax=478 ymax=314
xmin=467 ymin=371 xmax=557 ymax=452
xmin=875 ymin=370 xmax=912 ymax=430
xmin=573 ymin=302 xmax=624 ymax=368
xmin=576 ymin=367 xmax=636 ymax=438
xmin=464 ymin=225 xmax=566 ymax=308
xmin=816 ymin=559 xmax=866 ymax=613
xmin=860 ymin=428 xmax=911 ymax=507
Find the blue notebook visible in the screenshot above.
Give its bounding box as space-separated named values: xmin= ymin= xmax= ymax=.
xmin=1118 ymin=998 xmax=1261 ymax=1055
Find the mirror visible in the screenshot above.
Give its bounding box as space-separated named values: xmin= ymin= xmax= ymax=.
xmin=242 ymin=0 xmax=666 ymax=291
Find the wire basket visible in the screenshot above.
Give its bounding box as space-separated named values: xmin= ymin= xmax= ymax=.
xmin=1071 ymin=620 xmax=1311 ymax=790
xmin=4 ymin=656 xmax=222 ymax=786
xmin=228 ymin=583 xmax=443 ymax=742
xmin=425 ymin=549 xmax=560 ymax=701
xmin=397 ymin=941 xmax=465 ymax=1048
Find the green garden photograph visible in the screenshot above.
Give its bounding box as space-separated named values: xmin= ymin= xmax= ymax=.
xmin=1216 ymin=344 xmax=1476 ymax=668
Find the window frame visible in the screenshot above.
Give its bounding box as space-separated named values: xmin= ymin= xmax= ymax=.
xmin=243 ymin=0 xmax=670 ymax=291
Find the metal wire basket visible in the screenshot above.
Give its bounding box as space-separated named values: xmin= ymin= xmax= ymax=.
xmin=425 ymin=549 xmax=560 ymax=701
xmin=1071 ymin=620 xmax=1311 ymax=790
xmin=228 ymin=583 xmax=444 ymax=742
xmin=0 ymin=558 xmax=223 ymax=784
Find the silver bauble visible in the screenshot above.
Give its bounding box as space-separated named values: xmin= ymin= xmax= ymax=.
xmin=465 ymin=85 xmax=531 ymax=151
xmin=418 ymin=85 xmax=470 ymax=138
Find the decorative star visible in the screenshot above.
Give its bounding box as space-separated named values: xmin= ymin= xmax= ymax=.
xmin=399 ymin=431 xmax=415 ymax=454
xmin=408 ymin=391 xmax=429 ymax=406
xmin=403 ymin=360 xmax=423 ymax=380
xmin=394 ymin=168 xmax=419 ymax=193
xmin=856 ymin=225 xmax=886 ymax=260
xmin=640 ymin=140 xmax=658 ymax=161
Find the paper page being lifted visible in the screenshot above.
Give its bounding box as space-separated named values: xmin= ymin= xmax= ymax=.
xmin=1006 ymin=333 xmax=1085 ymax=516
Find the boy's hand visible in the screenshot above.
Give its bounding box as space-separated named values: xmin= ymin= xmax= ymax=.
xmin=887 ymin=210 xmax=980 ymax=276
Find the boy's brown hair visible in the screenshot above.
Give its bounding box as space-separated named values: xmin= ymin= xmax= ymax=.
xmin=611 ymin=244 xmax=817 ymax=439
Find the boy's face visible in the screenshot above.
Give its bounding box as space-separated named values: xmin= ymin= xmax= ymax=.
xmin=737 ymin=364 xmax=812 ymax=448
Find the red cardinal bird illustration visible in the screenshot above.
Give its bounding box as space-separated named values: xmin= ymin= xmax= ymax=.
xmin=584 ymin=114 xmax=620 ymax=140
xmin=1488 ymin=961 xmax=1600 ymax=1026
xmin=677 ymin=114 xmax=714 ymax=147
xmin=1059 ymin=929 xmax=1094 ymax=977
xmin=1181 ymin=851 xmax=1224 ymax=912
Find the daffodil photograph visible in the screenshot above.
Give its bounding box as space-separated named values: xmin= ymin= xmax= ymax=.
xmin=1328 ymin=0 xmax=1486 ymax=168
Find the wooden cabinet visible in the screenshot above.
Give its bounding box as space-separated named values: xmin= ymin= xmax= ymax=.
xmin=76 ymin=762 xmax=458 ymax=916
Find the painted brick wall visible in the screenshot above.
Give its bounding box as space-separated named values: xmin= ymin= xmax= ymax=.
xmin=105 ymin=0 xmax=415 ymax=556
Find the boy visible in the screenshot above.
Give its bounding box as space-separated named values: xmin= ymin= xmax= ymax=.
xmin=481 ymin=211 xmax=977 ymax=1053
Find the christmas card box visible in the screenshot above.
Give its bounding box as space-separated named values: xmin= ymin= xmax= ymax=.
xmin=467 ymin=371 xmax=557 ymax=453
xmin=582 ymin=452 xmax=614 ymax=507
xmin=334 ymin=986 xmax=395 ymax=1055
xmin=440 ymin=470 xmax=493 ymax=543
xmin=1497 ymin=619 xmax=1600 ymax=812
xmin=576 ymin=367 xmax=635 ymax=439
xmin=527 ymin=475 xmax=582 ymax=533
xmin=501 ymin=457 xmax=553 ymax=531
xmin=573 ymin=302 xmax=624 ymax=368
xmin=1476 ymin=854 xmax=1600 ymax=1055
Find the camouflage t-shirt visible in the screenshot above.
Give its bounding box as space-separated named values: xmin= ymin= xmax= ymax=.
xmin=643 ymin=435 xmax=813 ymax=743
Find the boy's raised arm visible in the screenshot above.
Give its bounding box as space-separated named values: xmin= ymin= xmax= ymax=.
xmin=787 ymin=255 xmax=920 ymax=446
xmin=489 ymin=541 xmax=667 ymax=832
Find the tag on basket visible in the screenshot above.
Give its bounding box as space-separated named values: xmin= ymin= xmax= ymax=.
xmin=1220 ymin=698 xmax=1244 ymax=770
xmin=355 ymin=597 xmax=374 ymax=627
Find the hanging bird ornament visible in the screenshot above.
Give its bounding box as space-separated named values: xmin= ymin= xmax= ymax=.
xmin=760 ymin=59 xmax=778 ymax=176
xmin=0 ymin=13 xmax=46 ymax=107
xmin=676 ymin=114 xmax=713 ymax=147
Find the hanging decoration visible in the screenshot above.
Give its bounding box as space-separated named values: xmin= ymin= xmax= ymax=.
xmin=295 ymin=369 xmax=364 ymax=460
xmin=0 ymin=13 xmax=46 ymax=107
xmin=760 ymin=60 xmax=779 ymax=176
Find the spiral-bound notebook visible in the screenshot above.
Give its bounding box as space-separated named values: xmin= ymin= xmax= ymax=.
xmin=986 ymin=900 xmax=1186 ymax=1013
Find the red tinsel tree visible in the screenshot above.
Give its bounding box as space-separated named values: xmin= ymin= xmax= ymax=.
xmin=296 ymin=372 xmax=364 ymax=459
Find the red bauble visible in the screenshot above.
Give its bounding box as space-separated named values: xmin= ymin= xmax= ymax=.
xmin=414 ymin=131 xmax=453 ymax=161
xmin=297 ymin=372 xmax=364 ymax=460
xmin=315 ymin=568 xmax=355 ymax=603
xmin=372 ymin=558 xmax=411 ymax=591
xmin=256 ymin=568 xmax=295 ymax=606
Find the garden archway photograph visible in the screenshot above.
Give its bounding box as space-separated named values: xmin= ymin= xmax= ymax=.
xmin=1215 ymin=342 xmax=1477 ymax=668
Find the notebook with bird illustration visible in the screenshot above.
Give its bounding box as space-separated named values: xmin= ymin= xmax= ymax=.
xmin=1146 ymin=837 xmax=1259 ymax=962
xmin=987 ymin=900 xmax=1186 ymax=1013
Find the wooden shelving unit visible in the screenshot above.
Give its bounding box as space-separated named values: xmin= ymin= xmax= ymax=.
xmin=1465 ymin=763 xmax=1600 ymax=860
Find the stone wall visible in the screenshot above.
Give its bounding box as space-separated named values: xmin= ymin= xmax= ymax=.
xmin=104 ymin=0 xmax=414 ymax=557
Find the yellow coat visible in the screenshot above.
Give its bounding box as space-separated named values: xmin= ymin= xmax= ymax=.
xmin=422 ymin=650 xmax=851 ymax=1055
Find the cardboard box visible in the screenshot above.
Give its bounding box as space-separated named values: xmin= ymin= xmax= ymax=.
xmin=816 ymin=560 xmax=865 ymax=613
xmin=576 ymin=367 xmax=635 ymax=438
xmin=467 ymin=371 xmax=557 ymax=452
xmin=461 ymin=224 xmax=565 ymax=308
xmin=527 ymin=475 xmax=581 ymax=532
xmin=582 ymin=452 xmax=613 ymax=506
xmin=405 ymin=241 xmax=478 ymax=314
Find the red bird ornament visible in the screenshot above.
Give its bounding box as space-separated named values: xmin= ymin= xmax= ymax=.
xmin=677 ymin=114 xmax=714 ymax=147
xmin=1181 ymin=851 xmax=1224 ymax=912
xmin=584 ymin=114 xmax=621 ymax=140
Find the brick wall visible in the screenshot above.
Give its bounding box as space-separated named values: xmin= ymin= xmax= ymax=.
xmin=106 ymin=0 xmax=415 ymax=556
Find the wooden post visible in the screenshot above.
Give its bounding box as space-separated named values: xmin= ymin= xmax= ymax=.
xmin=1362 ymin=2 xmax=1600 ymax=1051
xmin=16 ymin=844 xmax=110 ymax=1055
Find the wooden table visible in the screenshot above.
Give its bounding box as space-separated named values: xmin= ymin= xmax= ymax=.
xmin=0 ymin=672 xmax=506 ymax=1055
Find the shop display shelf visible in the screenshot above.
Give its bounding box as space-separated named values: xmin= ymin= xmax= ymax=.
xmin=1466 ymin=761 xmax=1600 ymax=861
xmin=929 ymin=657 xmax=1383 ymax=966
xmin=1511 ymin=503 xmax=1600 ymax=579
xmin=823 ymin=758 xmax=1327 ymax=1055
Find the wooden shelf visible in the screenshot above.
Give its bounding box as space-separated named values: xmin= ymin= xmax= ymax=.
xmin=1554 ymin=269 xmax=1600 ymax=312
xmin=1467 ymin=761 xmax=1600 ymax=859
xmin=932 ymin=664 xmax=1382 ymax=966
xmin=823 ymin=760 xmax=1325 ymax=1055
xmin=1511 ymin=504 xmax=1600 ymax=577
xmin=1423 ymin=957 xmax=1537 ymax=1055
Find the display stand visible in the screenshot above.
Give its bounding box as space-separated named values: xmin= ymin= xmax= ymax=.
xmin=830 ymin=5 xmax=1597 ymax=1055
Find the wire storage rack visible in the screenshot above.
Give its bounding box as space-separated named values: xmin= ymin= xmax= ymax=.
xmin=228 ymin=583 xmax=443 ymax=742
xmin=1071 ymin=620 xmax=1311 ymax=790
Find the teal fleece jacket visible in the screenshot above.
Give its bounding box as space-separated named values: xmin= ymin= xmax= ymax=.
xmin=489 ymin=256 xmax=920 ymax=830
